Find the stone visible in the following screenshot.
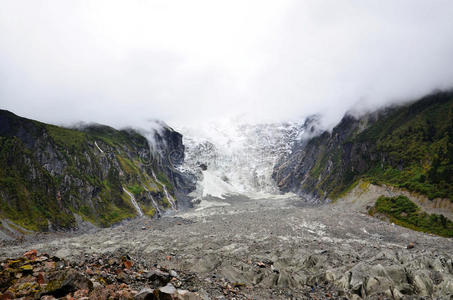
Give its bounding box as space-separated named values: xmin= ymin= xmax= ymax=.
xmin=0 ymin=291 xmax=15 ymax=300
xmin=271 ymin=265 xmax=279 ymax=274
xmin=157 ymin=283 xmax=178 ymax=300
xmin=73 ymin=289 xmax=89 ymax=298
xmin=189 ymin=255 xmax=221 ymax=273
xmin=407 ymin=242 xmax=415 ymax=249
xmin=134 ymin=288 xmax=154 ymax=300
xmin=146 ymin=269 xmax=171 ymax=287
xmin=365 ymin=276 xmax=393 ymax=296
xmin=24 ymin=249 xmax=37 ymax=260
xmin=123 ymin=260 xmax=133 ymax=269
xmin=37 ymin=273 xmax=46 ymax=284
xmin=40 ymin=269 xmax=93 ymax=298
xmin=412 ymin=271 xmax=433 ymax=296
xmin=177 ymin=289 xmax=202 ymax=300
xmin=159 ymin=283 xmax=176 ymax=294
xmin=117 ymin=271 xmax=131 ymax=283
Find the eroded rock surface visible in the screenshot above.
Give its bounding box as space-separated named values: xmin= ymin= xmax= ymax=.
xmin=1 ymin=195 xmax=452 ymax=299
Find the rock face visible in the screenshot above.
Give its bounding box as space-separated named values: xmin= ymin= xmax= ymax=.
xmin=0 ymin=110 xmax=194 ymax=233
xmin=273 ymin=90 xmax=453 ymax=202
xmin=151 ymin=125 xmax=196 ymax=208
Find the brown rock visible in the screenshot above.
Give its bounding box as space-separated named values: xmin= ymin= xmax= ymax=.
xmin=0 ymin=291 xmax=15 ymax=300
xmin=119 ymin=283 xmax=129 ymax=289
xmin=24 ymin=249 xmax=38 ymax=261
xmin=116 ymin=289 xmax=134 ymax=299
xmin=37 ymin=273 xmax=46 ymax=284
xmin=89 ymin=285 xmax=116 ymax=300
xmin=45 ymin=262 xmax=56 ymax=270
xmin=407 ymin=242 xmax=415 ymax=249
xmin=123 ymin=260 xmax=133 ymax=270
xmin=74 ymin=289 xmax=89 ymax=298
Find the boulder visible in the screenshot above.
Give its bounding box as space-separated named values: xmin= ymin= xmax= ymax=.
xmin=158 ymin=283 xmax=177 ymax=300
xmin=39 ymin=269 xmax=93 ymax=298
xmin=134 ymin=288 xmax=154 ymax=300
xmin=146 ymin=269 xmax=171 ymax=287
xmin=412 ymin=270 xmax=433 ymax=296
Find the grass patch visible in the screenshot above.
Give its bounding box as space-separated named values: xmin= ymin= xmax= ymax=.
xmin=116 ymin=155 xmax=139 ymax=175
xmin=127 ymin=184 xmax=145 ymax=198
xmin=146 ymin=207 xmax=156 ymax=217
xmin=45 ymin=124 xmax=86 ymax=152
xmin=369 ymin=195 xmax=453 ymax=237
xmin=97 ymin=203 xmax=136 ymax=227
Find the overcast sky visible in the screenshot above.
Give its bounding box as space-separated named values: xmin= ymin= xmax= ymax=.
xmin=1 ymin=0 xmax=453 ymax=130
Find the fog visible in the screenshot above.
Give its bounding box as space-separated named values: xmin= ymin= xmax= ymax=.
xmin=1 ymin=0 xmax=453 ymax=130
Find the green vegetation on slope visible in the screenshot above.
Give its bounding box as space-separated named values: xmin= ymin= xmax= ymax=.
xmin=45 ymin=124 xmax=86 ymax=152
xmin=0 ymin=137 xmax=75 ymax=230
xmin=298 ymin=92 xmax=453 ymax=201
xmin=127 ymin=184 xmax=145 ymax=198
xmin=0 ymin=110 xmax=176 ymax=231
xmin=369 ymin=195 xmax=453 ymax=237
xmin=358 ymin=92 xmax=453 ymax=200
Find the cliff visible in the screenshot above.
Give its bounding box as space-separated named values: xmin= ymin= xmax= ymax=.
xmin=0 ymin=110 xmax=194 ymax=232
xmin=273 ymin=91 xmax=453 ymax=202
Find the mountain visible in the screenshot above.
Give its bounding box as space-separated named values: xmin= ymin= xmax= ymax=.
xmin=273 ymin=91 xmax=453 ymax=202
xmin=0 ymin=110 xmax=194 ymax=232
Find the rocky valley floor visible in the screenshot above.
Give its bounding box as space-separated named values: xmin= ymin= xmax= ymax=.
xmin=1 ymin=194 xmax=453 ymax=299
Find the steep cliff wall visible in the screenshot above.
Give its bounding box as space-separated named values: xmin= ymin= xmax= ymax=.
xmin=0 ymin=110 xmax=194 ymax=232
xmin=273 ymin=91 xmax=453 ymax=202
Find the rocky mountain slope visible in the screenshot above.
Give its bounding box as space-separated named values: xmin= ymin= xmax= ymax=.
xmin=273 ymin=91 xmax=453 ymax=203
xmin=0 ymin=110 xmax=194 ymax=233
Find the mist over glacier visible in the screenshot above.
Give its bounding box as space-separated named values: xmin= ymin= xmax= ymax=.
xmin=1 ymin=0 xmax=453 ymax=131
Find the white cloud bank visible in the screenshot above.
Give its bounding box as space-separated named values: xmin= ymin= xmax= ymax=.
xmin=1 ymin=0 xmax=453 ymax=130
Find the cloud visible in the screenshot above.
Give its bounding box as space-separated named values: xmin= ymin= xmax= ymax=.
xmin=1 ymin=0 xmax=453 ymax=130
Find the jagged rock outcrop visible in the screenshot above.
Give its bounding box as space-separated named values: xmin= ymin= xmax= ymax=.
xmin=0 ymin=110 xmax=194 ymax=233
xmin=273 ymin=90 xmax=453 ymax=202
xmin=150 ymin=124 xmax=196 ymax=207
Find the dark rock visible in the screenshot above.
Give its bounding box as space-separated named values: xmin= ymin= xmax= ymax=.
xmin=158 ymin=283 xmax=177 ymax=300
xmin=146 ymin=269 xmax=171 ymax=287
xmin=407 ymin=242 xmax=415 ymax=249
xmin=117 ymin=271 xmax=131 ymax=283
xmin=40 ymin=269 xmax=93 ymax=298
xmin=134 ymin=288 xmax=155 ymax=300
xmin=0 ymin=291 xmax=15 ymax=299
